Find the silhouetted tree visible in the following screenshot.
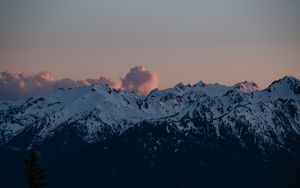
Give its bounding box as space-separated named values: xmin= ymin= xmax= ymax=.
xmin=24 ymin=149 xmax=48 ymax=188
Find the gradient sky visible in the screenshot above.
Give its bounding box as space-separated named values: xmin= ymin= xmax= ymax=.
xmin=0 ymin=0 xmax=300 ymax=89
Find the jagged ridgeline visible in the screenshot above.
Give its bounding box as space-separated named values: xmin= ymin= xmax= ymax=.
xmin=0 ymin=76 xmax=300 ymax=188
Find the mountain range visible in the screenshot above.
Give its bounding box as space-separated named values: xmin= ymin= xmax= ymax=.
xmin=1 ymin=76 xmax=300 ymax=188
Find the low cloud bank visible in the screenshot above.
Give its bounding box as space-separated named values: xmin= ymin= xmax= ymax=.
xmin=0 ymin=66 xmax=158 ymax=100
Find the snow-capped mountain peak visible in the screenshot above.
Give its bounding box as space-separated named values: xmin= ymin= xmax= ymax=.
xmin=234 ymin=81 xmax=259 ymax=93
xmin=193 ymin=81 xmax=206 ymax=87
xmin=267 ymin=76 xmax=300 ymax=95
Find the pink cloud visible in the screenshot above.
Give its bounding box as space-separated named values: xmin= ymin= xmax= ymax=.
xmin=0 ymin=72 xmax=121 ymax=100
xmin=53 ymin=78 xmax=86 ymax=90
xmin=122 ymin=66 xmax=158 ymax=95
xmin=0 ymin=66 xmax=157 ymax=100
xmin=86 ymin=76 xmax=121 ymax=89
xmin=52 ymin=76 xmax=121 ymax=91
xmin=0 ymin=71 xmax=54 ymax=100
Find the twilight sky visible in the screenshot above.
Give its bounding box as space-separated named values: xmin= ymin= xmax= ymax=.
xmin=1 ymin=0 xmax=300 ymax=92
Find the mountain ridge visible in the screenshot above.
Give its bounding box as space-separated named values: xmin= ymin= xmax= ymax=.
xmin=1 ymin=76 xmax=299 ymax=151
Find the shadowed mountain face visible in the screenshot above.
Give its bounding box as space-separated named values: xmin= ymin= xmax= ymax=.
xmin=0 ymin=76 xmax=300 ymax=188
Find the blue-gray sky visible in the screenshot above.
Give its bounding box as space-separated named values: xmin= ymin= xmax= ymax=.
xmin=0 ymin=0 xmax=300 ymax=89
